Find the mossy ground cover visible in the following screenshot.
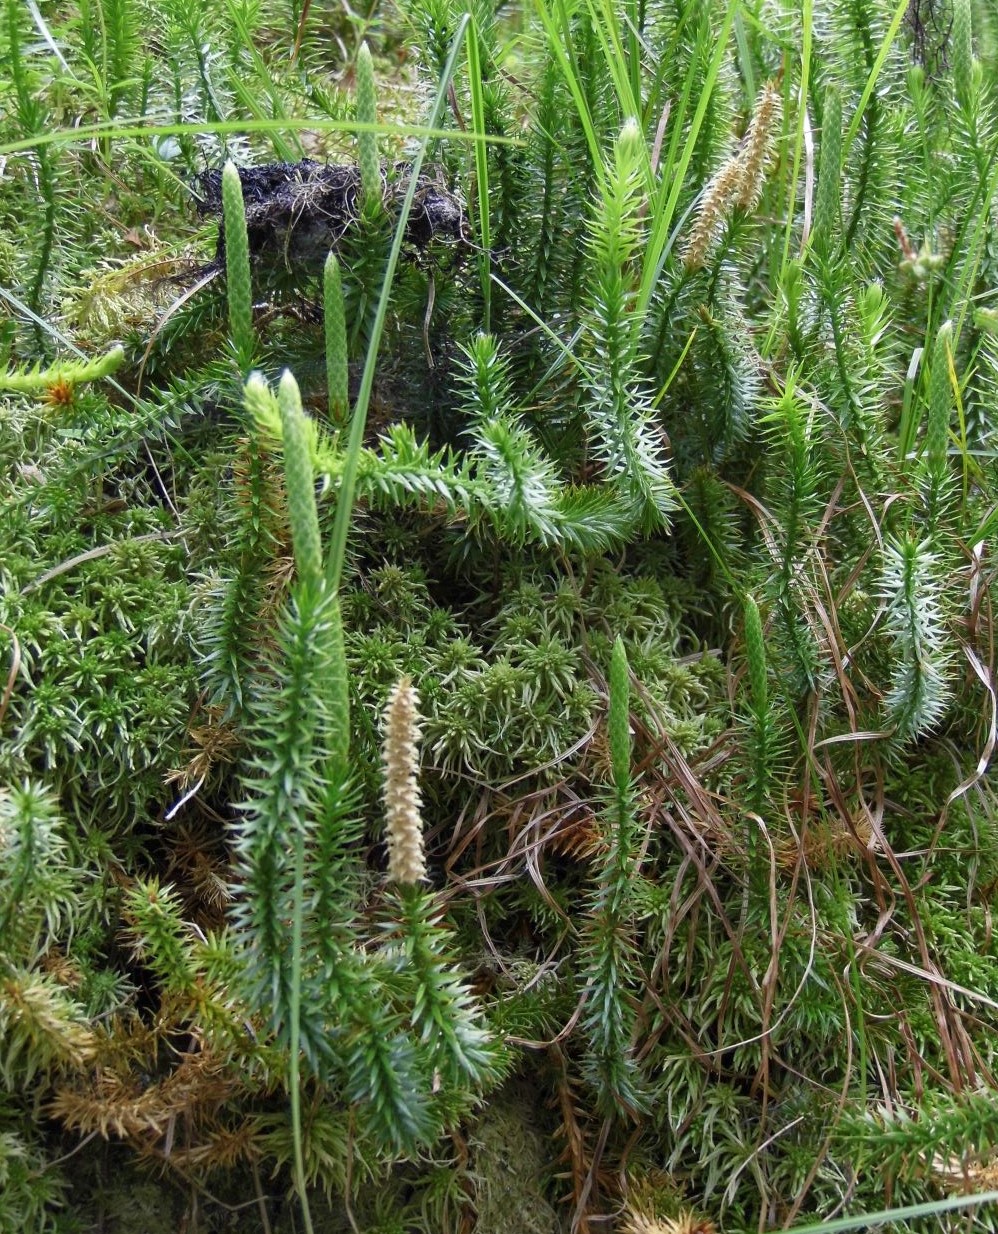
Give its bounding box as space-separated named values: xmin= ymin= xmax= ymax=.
xmin=2 ymin=1 xmax=998 ymax=1231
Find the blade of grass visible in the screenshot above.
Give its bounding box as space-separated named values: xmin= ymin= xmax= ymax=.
xmin=0 ymin=115 xmax=520 ymax=158
xmin=784 ymin=1190 xmax=998 ymax=1234
xmin=324 ymin=14 xmax=474 ymax=595
xmin=467 ymin=20 xmax=492 ymax=333
xmin=637 ymin=0 xmax=739 ymax=314
xmin=532 ymin=0 xmax=606 ymax=194
xmin=779 ymin=0 xmax=812 ymax=272
xmin=840 ymin=0 xmax=913 ymax=163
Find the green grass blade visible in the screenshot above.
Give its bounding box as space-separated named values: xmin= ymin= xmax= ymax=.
xmin=324 ymin=14 xmax=474 ymax=595
xmin=785 ymin=1190 xmax=998 ymax=1234
xmin=637 ymin=0 xmax=739 ymax=313
xmin=467 ymin=20 xmax=492 ymax=332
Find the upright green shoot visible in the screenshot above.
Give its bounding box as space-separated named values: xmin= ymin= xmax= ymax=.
xmin=580 ymin=637 xmax=645 ymax=1117
xmin=356 ymin=42 xmax=382 ymax=219
xmin=323 ymin=254 xmax=349 ymax=428
xmin=221 ymin=160 xmax=255 ymax=372
xmin=467 ymin=22 xmax=492 ymax=332
xmin=743 ymin=592 xmax=774 ymax=818
xmin=922 ymin=320 xmax=956 ymax=526
xmin=324 ymin=14 xmax=473 ymax=596
xmin=581 ymin=117 xmax=675 ymax=532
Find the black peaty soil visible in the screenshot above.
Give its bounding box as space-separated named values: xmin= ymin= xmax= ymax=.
xmin=194 ymin=159 xmax=470 ymax=273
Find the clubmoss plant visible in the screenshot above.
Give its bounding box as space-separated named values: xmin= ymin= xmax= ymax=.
xmin=921 ymin=318 xmax=956 ymax=524
xmin=880 ymin=535 xmax=954 ymax=743
xmin=812 ymin=84 xmax=843 ymax=257
xmin=356 ymin=42 xmax=383 ymax=220
xmin=581 ymin=118 xmax=675 ymax=532
xmin=323 ymin=252 xmax=349 ymax=427
xmin=381 ymin=674 xmax=497 ymax=1088
xmin=741 ymin=592 xmax=774 ymax=817
xmin=580 ymin=636 xmax=646 ymax=1117
xmin=3 ymin=0 xmax=998 ymax=1229
xmin=221 ymin=160 xmax=255 ymax=373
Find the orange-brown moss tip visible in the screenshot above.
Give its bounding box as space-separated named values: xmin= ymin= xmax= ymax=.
xmin=734 ymin=78 xmax=783 ymax=211
xmin=382 ymin=675 xmax=426 ymax=884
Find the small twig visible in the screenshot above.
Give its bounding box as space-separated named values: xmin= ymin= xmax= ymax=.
xmin=570 ymin=1115 xmax=610 ymax=1234
xmin=20 ymin=531 xmax=179 ymax=596
xmin=137 ymin=267 xmax=221 ymax=397
xmin=649 ymin=99 xmax=671 ymax=179
xmin=448 ymin=81 xmax=467 ymax=131
xmin=251 ymin=1159 xmax=272 ymax=1234
xmin=0 ymin=624 xmax=21 ymax=728
xmin=291 ymin=0 xmax=313 ymax=63
xmin=165 ymin=775 xmax=207 ymax=822
xmin=423 ymin=270 xmax=436 ymax=369
xmin=42 ymin=1130 xmax=100 ymax=1169
xmin=800 ymin=100 xmax=814 ymax=251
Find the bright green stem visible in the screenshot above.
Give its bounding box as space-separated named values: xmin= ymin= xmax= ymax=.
xmin=743 ymin=594 xmax=767 ymax=718
xmin=924 ymin=320 xmax=954 ymax=522
xmin=244 ymin=371 xmax=351 ymax=772
xmin=925 ymin=321 xmax=954 ymax=472
xmin=743 ymin=592 xmax=773 ymax=819
xmin=277 ymin=371 xmax=322 ymax=586
xmin=222 ymin=160 xmax=255 ymax=370
xmin=356 ymin=42 xmax=381 ymax=216
xmin=324 ymin=253 xmax=349 ymax=427
xmin=608 ymin=637 xmax=631 ymax=797
xmin=325 ymin=596 xmax=350 ymax=778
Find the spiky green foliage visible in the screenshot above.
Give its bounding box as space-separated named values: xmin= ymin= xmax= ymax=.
xmin=2 ymin=0 xmax=998 ymax=1230
xmin=880 ymin=535 xmax=954 ymax=742
xmin=228 ymin=527 xmax=485 ymax=1156
xmin=813 ymin=84 xmax=843 ymax=258
xmin=581 ymin=119 xmax=676 ymax=531
xmin=276 ymin=370 xmax=323 ymax=584
xmin=390 ymin=884 xmax=498 ymax=1089
xmin=0 ymin=1123 xmax=66 ymax=1233
xmin=741 ymin=593 xmax=775 ymax=816
xmin=0 ymin=783 xmax=81 ymax=967
xmin=756 ymin=373 xmax=824 ymax=695
xmin=248 ymin=362 xmax=640 ymax=553
xmin=233 ymin=576 xmax=348 ymax=1033
xmin=580 ymin=637 xmax=645 ymax=1116
xmin=198 ymin=426 xmax=283 ymax=717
